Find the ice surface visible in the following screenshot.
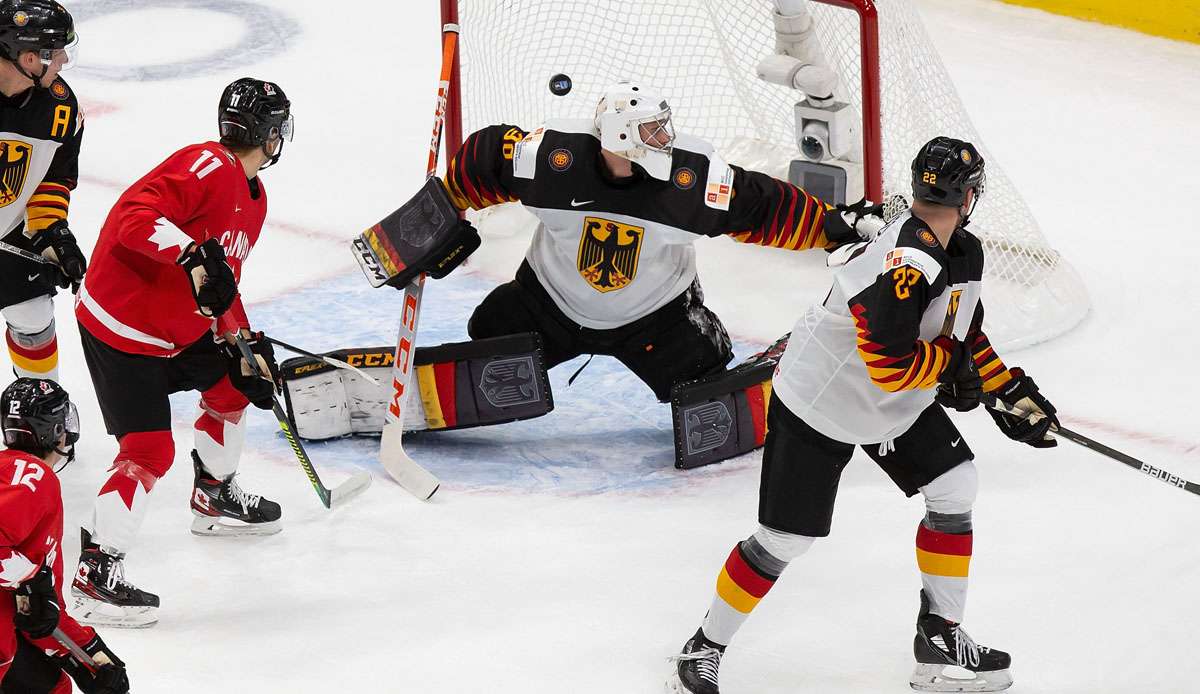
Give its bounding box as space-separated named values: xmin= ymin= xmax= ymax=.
xmin=19 ymin=0 xmax=1200 ymax=691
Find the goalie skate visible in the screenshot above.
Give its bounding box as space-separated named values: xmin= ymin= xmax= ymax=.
xmin=190 ymin=451 xmax=282 ymax=537
xmin=910 ymin=591 xmax=1012 ymax=692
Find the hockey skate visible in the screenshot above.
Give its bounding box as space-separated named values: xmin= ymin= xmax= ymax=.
xmin=71 ymin=531 xmax=160 ymax=628
xmin=665 ymin=628 xmax=724 ymax=694
xmin=910 ymin=590 xmax=1012 ymax=692
xmin=190 ymin=451 xmax=282 ymax=536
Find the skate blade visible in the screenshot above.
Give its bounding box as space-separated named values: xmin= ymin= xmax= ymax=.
xmin=71 ymin=593 xmax=158 ymax=629
xmin=190 ymin=513 xmax=282 ymax=537
xmin=910 ymin=663 xmax=1013 ymax=692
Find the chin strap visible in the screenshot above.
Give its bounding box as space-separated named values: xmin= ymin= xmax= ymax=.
xmin=258 ymin=139 xmax=283 ymax=170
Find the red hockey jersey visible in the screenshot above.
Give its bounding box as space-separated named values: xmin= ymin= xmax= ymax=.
xmin=76 ymin=141 xmax=268 ymax=357
xmin=0 ymin=448 xmax=95 ymax=661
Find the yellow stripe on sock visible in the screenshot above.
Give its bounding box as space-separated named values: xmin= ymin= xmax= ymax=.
xmin=916 ymin=548 xmax=971 ymax=578
xmin=715 ymin=567 xmax=761 ymax=614
xmin=8 ymin=349 xmax=57 ymax=375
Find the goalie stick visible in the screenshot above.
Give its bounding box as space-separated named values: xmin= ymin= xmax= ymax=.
xmin=220 ymin=315 xmax=372 ymax=508
xmin=984 ymin=395 xmax=1200 ymax=498
xmin=348 ymin=24 xmax=460 ymax=500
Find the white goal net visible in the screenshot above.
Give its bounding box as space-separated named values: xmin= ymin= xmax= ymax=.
xmin=446 ymin=0 xmax=1089 ymax=350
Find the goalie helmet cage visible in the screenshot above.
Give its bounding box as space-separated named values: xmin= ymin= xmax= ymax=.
xmin=439 ymin=0 xmax=1089 ymax=351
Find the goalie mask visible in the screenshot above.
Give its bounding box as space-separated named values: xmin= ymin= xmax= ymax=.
xmin=594 ymin=81 xmax=675 ymax=181
xmin=2 ymin=377 xmax=79 ymax=461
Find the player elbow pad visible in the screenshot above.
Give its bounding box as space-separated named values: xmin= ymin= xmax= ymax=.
xmin=279 ymin=333 xmax=552 ymax=440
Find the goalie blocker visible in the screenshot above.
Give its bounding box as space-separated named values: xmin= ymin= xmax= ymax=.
xmin=352 ymin=176 xmax=481 ymax=288
xmin=671 ymin=335 xmax=789 ymax=469
xmin=280 ymin=332 xmax=553 ymax=439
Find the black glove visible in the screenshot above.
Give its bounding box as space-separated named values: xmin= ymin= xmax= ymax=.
xmin=179 ymin=239 xmax=238 ymax=317
xmin=933 ymin=336 xmax=982 ymax=412
xmin=32 ymin=220 xmax=87 ymax=291
xmin=13 ymin=564 xmax=59 ymax=639
xmin=223 ymin=331 xmax=280 ymax=410
xmin=832 ymin=198 xmax=886 ymax=244
xmin=60 ymin=634 xmax=129 ymax=694
xmin=988 ymin=367 xmax=1058 ymax=448
xmin=423 ymin=219 xmax=481 ymax=280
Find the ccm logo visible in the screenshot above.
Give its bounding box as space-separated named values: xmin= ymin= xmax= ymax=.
xmin=352 ymin=239 xmax=387 ymax=281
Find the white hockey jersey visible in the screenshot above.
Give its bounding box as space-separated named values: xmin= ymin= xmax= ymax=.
xmin=771 ymin=210 xmax=1003 ymax=444
xmin=443 ymin=119 xmax=857 ymax=329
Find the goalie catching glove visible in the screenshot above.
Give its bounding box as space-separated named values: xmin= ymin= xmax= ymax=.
xmin=351 ymin=177 xmax=480 ymax=289
xmin=179 ymin=238 xmax=238 ymax=317
xmin=988 ymin=367 xmax=1058 ymax=447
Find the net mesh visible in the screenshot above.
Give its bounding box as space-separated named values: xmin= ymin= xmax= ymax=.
xmin=452 ymin=0 xmax=1088 ymax=349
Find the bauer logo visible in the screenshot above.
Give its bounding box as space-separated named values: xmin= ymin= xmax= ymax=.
xmin=548 ymin=148 xmax=573 ymax=172
xmin=1141 ymin=462 xmax=1187 ymax=488
xmin=0 ymin=140 xmax=32 ymax=208
xmin=683 ymin=401 xmax=733 ymax=454
xmin=480 ymin=356 xmax=540 ymax=408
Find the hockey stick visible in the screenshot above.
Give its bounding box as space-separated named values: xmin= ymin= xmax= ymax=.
xmin=220 ymin=317 xmax=372 ymax=508
xmin=369 ymin=24 xmax=461 ymax=500
xmin=984 ymin=395 xmax=1200 ymax=497
xmin=53 ymin=626 xmax=97 ymax=668
xmin=265 ymin=336 xmax=380 ymax=385
xmin=0 ymin=238 xmax=51 ymax=264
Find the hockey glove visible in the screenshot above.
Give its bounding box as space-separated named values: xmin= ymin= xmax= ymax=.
xmin=60 ymin=634 xmax=130 ymax=694
xmin=932 ymin=336 xmax=982 ymax=412
xmin=32 ymin=220 xmax=88 ymax=291
xmin=179 ymin=239 xmax=238 ymax=318
xmin=835 ymin=198 xmax=886 ymax=243
xmin=988 ymin=367 xmax=1058 ymax=448
xmin=13 ymin=563 xmax=59 ymax=639
xmin=423 ymin=219 xmax=481 ymax=280
xmin=224 ymin=331 xmax=281 ymax=410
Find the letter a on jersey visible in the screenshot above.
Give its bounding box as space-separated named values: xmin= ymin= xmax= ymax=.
xmin=577 ymin=216 xmax=644 ymax=293
xmin=0 ymin=141 xmax=32 ymax=207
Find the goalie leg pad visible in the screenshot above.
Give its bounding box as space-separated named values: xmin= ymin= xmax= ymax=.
xmin=670 ymin=335 xmax=789 ymax=469
xmin=280 ymin=333 xmax=553 ymax=439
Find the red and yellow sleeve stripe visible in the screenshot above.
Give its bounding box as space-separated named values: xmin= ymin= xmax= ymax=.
xmin=25 ymin=182 xmax=71 ymax=233
xmin=728 ymin=181 xmax=831 ymax=251
xmin=851 ymin=304 xmax=950 ymax=392
xmin=970 ymin=332 xmax=1012 ymax=393
xmin=442 ymin=133 xmax=519 ymax=212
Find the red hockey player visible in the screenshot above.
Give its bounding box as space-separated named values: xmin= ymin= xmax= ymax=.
xmin=0 ymin=378 xmax=129 ymax=694
xmin=70 ymin=77 xmax=293 ymax=628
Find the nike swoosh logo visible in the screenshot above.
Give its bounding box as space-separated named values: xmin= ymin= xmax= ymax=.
xmin=570 ymin=199 xmax=593 ymax=207
xmin=27 ymin=273 xmax=39 ymax=281
xmin=951 ymin=438 xmax=961 ymax=447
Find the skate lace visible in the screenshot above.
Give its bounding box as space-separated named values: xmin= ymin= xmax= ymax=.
xmin=952 ymin=625 xmax=981 ymax=668
xmin=225 ymin=476 xmax=262 ymax=513
xmin=670 ymin=646 xmax=722 ymax=686
xmin=103 ymin=555 xmax=139 ymax=594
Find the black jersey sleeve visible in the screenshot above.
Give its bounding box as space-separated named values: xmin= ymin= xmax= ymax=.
xmin=847 ymin=228 xmax=954 ymax=392
xmin=442 ymin=124 xmax=528 ymax=211
xmin=721 ymin=166 xmax=849 ymax=251
xmin=26 ymin=86 xmax=82 ymax=234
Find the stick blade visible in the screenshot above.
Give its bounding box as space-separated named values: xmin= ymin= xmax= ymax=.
xmin=380 ymin=425 xmax=440 ymax=500
xmin=330 ymin=471 xmax=373 ymax=506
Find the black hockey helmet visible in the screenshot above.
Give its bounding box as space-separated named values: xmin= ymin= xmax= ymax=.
xmin=218 ymin=77 xmax=293 ymax=169
xmin=911 ymin=136 xmax=985 ymax=209
xmin=0 ymin=0 xmax=77 ymax=81
xmin=1 ymin=377 xmax=78 ymax=458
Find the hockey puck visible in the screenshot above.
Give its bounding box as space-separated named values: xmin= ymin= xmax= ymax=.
xmin=548 ymin=73 xmax=572 ymax=96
